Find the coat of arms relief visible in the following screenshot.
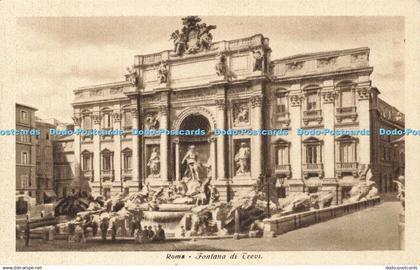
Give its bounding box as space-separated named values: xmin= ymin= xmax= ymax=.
xmin=169 ymin=16 xmax=217 ymax=57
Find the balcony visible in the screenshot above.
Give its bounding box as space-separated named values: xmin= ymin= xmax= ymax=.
xmin=101 ymin=169 xmax=114 ymax=180
xmin=274 ymin=164 xmax=291 ymax=177
xmin=274 ymin=112 xmax=291 ymax=127
xmin=303 ymin=110 xmax=322 ymax=125
xmin=336 ymin=162 xmax=358 ymax=178
xmin=121 ymin=168 xmax=132 ymax=176
xmin=336 ymin=106 xmax=357 ymax=123
xmin=82 ymin=170 xmax=93 ymax=177
xmin=302 ymin=163 xmax=323 ymax=179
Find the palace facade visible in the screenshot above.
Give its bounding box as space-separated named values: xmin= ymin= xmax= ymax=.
xmin=71 ymin=18 xmax=404 ymax=204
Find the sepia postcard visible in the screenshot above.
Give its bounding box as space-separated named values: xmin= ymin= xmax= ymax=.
xmin=0 ymin=0 xmax=419 ymax=267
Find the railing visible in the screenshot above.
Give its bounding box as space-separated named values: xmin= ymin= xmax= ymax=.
xmin=336 ymin=106 xmax=356 ymax=114
xmin=101 ymin=170 xmax=114 ymax=177
xmin=82 ymin=170 xmax=93 ymax=177
xmin=336 ymin=162 xmax=358 ymax=170
xmin=303 ymin=110 xmax=322 ymax=118
xmin=275 ymin=111 xmax=289 ymax=119
xmin=336 ymin=162 xmax=358 ymax=177
xmin=274 ymin=164 xmax=291 ymax=177
xmin=303 ymin=163 xmax=323 ymax=170
xmin=302 ymin=163 xmax=323 ymax=178
xmin=121 ymin=168 xmax=132 ymax=175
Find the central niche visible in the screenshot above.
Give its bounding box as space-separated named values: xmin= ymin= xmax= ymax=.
xmin=178 ymin=114 xmax=211 ymax=181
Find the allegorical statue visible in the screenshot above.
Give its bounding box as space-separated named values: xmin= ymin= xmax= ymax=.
xmin=144 ymin=113 xmax=159 ymax=130
xmin=169 ymin=30 xmax=187 ymax=57
xmin=125 ymin=65 xmax=138 ymax=85
xmin=251 ymin=48 xmax=264 ymax=72
xmin=157 ymin=61 xmax=168 ymax=84
xmin=234 ymin=104 xmax=249 ymax=126
xmin=235 ymin=142 xmax=251 ymax=175
xmin=215 ymin=53 xmax=227 ymax=77
xmin=181 ymin=145 xmax=200 ymax=181
xmin=198 ymin=23 xmax=216 ymax=50
xmin=147 ymin=147 xmax=160 ymax=177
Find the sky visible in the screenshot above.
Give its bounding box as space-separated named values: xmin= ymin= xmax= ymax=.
xmin=16 ymin=16 xmax=405 ymax=122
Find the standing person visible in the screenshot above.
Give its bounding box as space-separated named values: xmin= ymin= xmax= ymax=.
xmin=157 ymin=224 xmax=166 ymax=241
xmin=147 ymin=226 xmax=155 ymax=241
xmin=141 ymin=226 xmax=149 ymax=243
xmin=152 ymin=225 xmax=159 ymax=242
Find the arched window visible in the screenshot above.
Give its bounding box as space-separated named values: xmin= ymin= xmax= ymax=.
xmin=303 ymin=137 xmax=322 ymax=164
xmin=101 ymin=149 xmax=113 ymax=172
xmin=122 ymin=148 xmax=132 ymax=172
xmin=81 ymin=150 xmax=93 ymax=171
xmin=336 ymin=135 xmax=357 ymax=163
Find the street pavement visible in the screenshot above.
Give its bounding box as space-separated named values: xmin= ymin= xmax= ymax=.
xmin=16 ymin=199 xmax=401 ymax=251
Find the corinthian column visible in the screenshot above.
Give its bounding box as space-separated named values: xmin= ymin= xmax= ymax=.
xmin=321 ymin=86 xmax=336 ymax=179
xmin=208 ymin=136 xmax=217 ymax=181
xmin=174 ymin=137 xmax=180 ymax=181
xmin=131 ymin=108 xmax=140 ymax=187
xmin=92 ymin=111 xmax=101 ymax=185
xmin=72 ymin=113 xmax=81 ymax=190
xmin=159 ymin=105 xmax=169 ymax=182
xmin=113 ymin=109 xmax=121 ymax=183
xmin=215 ymin=99 xmax=226 ymax=181
xmin=289 ymin=93 xmax=303 ymax=182
xmin=251 ymin=95 xmax=263 ymax=179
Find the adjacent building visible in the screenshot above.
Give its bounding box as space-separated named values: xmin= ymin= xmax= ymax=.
xmin=70 ymin=17 xmax=404 ymax=203
xmin=16 ymin=103 xmax=38 ymax=208
xmin=35 ymin=118 xmax=56 ymax=203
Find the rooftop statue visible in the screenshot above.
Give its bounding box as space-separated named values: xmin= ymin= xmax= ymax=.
xmin=170 ymin=16 xmax=216 ymax=57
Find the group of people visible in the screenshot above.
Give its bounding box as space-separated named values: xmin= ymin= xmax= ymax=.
xmin=134 ymin=224 xmax=166 ymax=244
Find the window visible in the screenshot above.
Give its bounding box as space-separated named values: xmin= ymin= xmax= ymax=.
xmin=306 ymin=145 xmax=317 ymax=164
xmin=123 ymin=110 xmax=132 ymax=128
xmin=337 ymin=82 xmax=355 ymax=108
xmin=82 ymin=115 xmax=92 ymax=130
xmin=340 ymin=142 xmax=355 ymax=162
xmin=21 ymin=152 xmax=29 ymax=164
xmin=340 ymin=90 xmax=354 ymax=107
xmin=122 ymin=149 xmax=132 ymax=170
xmin=82 ymin=152 xmax=92 ymax=171
xmin=101 ymin=150 xmax=113 ymax=171
xmin=276 ymin=146 xmax=288 ymax=165
xmin=21 ymin=175 xmax=29 ymax=188
xmin=307 ymin=93 xmax=318 ymax=111
xmin=21 ymin=111 xmax=28 ymax=122
xmin=275 ymin=93 xmax=287 ymax=113
xmin=102 ymin=111 xmax=112 ymax=129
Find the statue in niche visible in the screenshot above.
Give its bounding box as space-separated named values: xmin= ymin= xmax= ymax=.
xmin=234 ymin=103 xmax=249 ymax=126
xmin=144 ymin=112 xmax=159 ymax=130
xmin=235 ymin=142 xmax=251 ymax=175
xmin=181 ymin=145 xmax=200 ymax=181
xmin=157 ymin=62 xmax=168 ymax=84
xmin=251 ymin=48 xmax=264 ymax=72
xmin=215 ymin=53 xmax=227 ymax=77
xmin=125 ymin=65 xmax=138 ymax=85
xmin=147 ymin=147 xmax=160 ymax=177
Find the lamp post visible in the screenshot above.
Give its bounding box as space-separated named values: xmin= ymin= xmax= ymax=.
xmin=259 ymin=173 xmax=272 ymax=218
